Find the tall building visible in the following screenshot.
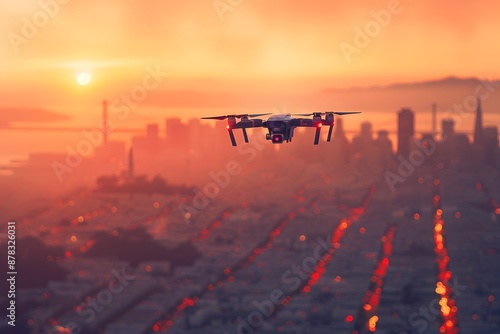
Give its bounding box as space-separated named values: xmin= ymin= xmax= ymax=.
xmin=375 ymin=130 xmax=393 ymax=167
xmin=334 ymin=117 xmax=347 ymax=141
xmin=360 ymin=122 xmax=373 ymax=140
xmin=473 ymin=96 xmax=483 ymax=146
xmin=484 ymin=127 xmax=499 ymax=148
xmin=432 ymin=103 xmax=437 ymax=139
xmin=131 ymin=123 xmax=165 ymax=175
xmin=484 ymin=126 xmax=499 ymax=168
xmin=102 ymin=100 xmax=109 ymax=145
xmin=352 ymin=121 xmax=374 ymax=154
xmin=331 ymin=117 xmax=351 ymax=166
xmin=128 ymin=147 xmax=134 ymax=178
xmin=146 ymin=123 xmax=159 ymax=139
xmin=442 ymin=119 xmax=455 ymax=139
xmin=441 ymin=119 xmax=456 ymax=166
xmin=188 ymin=118 xmax=202 ymax=150
xmin=376 ymin=130 xmax=392 ymax=151
xmin=397 ymin=108 xmax=415 ymax=157
xmin=133 ymin=123 xmax=162 ymax=150
xmin=351 ymin=121 xmax=378 ymax=168
xmin=166 ymin=118 xmax=189 ymax=148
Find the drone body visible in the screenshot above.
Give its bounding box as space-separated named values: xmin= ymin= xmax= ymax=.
xmin=201 ymin=112 xmax=360 ymax=146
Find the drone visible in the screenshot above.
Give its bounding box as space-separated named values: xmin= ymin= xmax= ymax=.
xmin=201 ymin=112 xmax=361 ymax=146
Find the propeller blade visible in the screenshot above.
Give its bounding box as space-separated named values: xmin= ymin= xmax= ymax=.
xmin=294 ymin=111 xmax=361 ymax=117
xmin=333 ymin=111 xmax=361 ymax=115
xmin=202 ymin=113 xmax=271 ymax=120
xmin=201 ymin=115 xmax=228 ymax=120
xmin=246 ymin=113 xmax=271 ymax=118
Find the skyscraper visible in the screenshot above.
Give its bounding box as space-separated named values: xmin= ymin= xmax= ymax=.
xmin=360 ymin=122 xmax=373 ymax=140
xmin=473 ymin=96 xmax=483 ymax=146
xmin=334 ymin=116 xmax=347 ymax=141
xmin=352 ymin=121 xmax=374 ymax=153
xmin=166 ymin=118 xmax=189 ymax=148
xmin=397 ymin=108 xmax=414 ymax=157
xmin=128 ymin=147 xmax=134 ymax=178
xmin=432 ymin=103 xmax=437 ymax=139
xmin=331 ymin=117 xmax=350 ymax=166
xmin=102 ymin=100 xmax=109 ymax=145
xmin=484 ymin=127 xmax=499 ymax=148
xmin=484 ymin=126 xmax=499 ymax=168
xmin=376 ymin=130 xmax=393 ymax=167
xmin=147 ymin=123 xmax=159 ymax=139
xmin=442 ymin=119 xmax=455 ymax=139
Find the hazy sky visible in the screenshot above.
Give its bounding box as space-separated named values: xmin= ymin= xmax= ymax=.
xmin=1 ymin=0 xmax=500 ymax=121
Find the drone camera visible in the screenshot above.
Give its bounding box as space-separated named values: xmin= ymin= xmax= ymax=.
xmin=271 ymin=134 xmax=284 ymax=144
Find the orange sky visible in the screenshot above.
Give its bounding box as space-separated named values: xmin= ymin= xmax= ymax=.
xmin=1 ymin=0 xmax=500 ymax=122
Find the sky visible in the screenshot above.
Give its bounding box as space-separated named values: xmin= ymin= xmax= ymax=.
xmin=0 ymin=0 xmax=499 ymax=149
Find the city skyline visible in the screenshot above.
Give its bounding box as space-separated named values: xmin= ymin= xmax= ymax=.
xmin=2 ymin=2 xmax=500 ymax=333
xmin=2 ymin=74 xmax=500 ymax=166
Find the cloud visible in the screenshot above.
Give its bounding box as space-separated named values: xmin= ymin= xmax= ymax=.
xmin=0 ymin=108 xmax=71 ymax=126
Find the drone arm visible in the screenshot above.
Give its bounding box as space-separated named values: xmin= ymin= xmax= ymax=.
xmin=290 ymin=119 xmax=314 ymax=127
xmin=201 ymin=114 xmax=268 ymax=146
xmin=233 ymin=118 xmax=264 ymax=144
xmin=234 ymin=119 xmax=264 ymax=128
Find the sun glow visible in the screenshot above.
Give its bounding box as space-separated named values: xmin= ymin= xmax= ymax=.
xmin=76 ymin=72 xmax=92 ymax=86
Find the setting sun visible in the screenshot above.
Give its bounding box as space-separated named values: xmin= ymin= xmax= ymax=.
xmin=76 ymin=72 xmax=92 ymax=86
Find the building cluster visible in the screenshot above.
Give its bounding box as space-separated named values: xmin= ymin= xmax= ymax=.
xmin=3 ymin=98 xmax=499 ymax=201
xmin=397 ymin=98 xmax=499 ymax=170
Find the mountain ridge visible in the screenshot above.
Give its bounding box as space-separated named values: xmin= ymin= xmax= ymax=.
xmin=323 ymin=76 xmax=500 ymax=93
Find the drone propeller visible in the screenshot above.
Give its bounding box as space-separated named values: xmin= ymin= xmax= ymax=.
xmin=246 ymin=113 xmax=272 ymax=118
xmin=294 ymin=111 xmax=361 ymax=116
xmin=292 ymin=111 xmax=361 ymax=144
xmin=201 ymin=113 xmax=271 ymax=146
xmin=329 ymin=111 xmax=361 ymax=115
xmin=201 ymin=113 xmax=271 ymax=120
xmin=200 ymin=115 xmax=228 ymax=120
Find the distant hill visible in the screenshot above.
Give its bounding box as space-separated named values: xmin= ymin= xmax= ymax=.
xmin=386 ymin=76 xmax=500 ymax=90
xmin=318 ymin=76 xmax=500 ymax=115
xmin=0 ymin=108 xmax=71 ymax=127
xmin=329 ymin=76 xmax=500 ymax=91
